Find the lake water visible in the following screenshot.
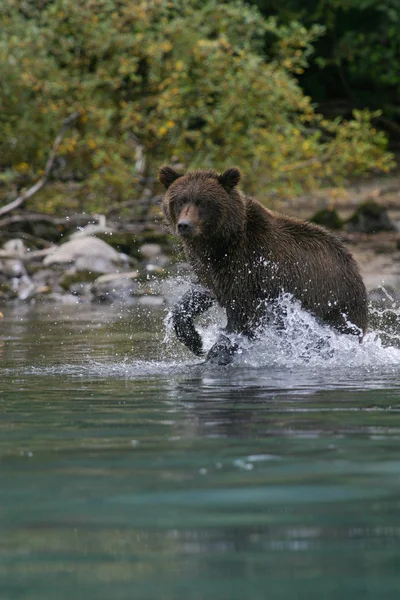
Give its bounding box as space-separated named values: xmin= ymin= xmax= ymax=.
xmin=1 ymin=294 xmax=400 ymax=600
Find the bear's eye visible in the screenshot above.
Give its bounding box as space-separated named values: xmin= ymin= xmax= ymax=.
xmin=197 ymin=204 xmax=207 ymax=220
xmin=197 ymin=200 xmax=221 ymax=222
xmin=169 ymin=197 xmax=185 ymax=217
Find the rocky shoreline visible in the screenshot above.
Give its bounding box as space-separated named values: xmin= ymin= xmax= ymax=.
xmin=0 ymin=189 xmax=399 ymax=311
xmin=0 ymin=221 xmax=181 ymax=306
xmin=1 ymin=225 xmax=399 ymax=310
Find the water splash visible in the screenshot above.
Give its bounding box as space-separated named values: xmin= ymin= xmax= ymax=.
xmin=233 ymin=294 xmax=400 ymax=370
xmin=368 ymin=285 xmax=400 ymax=350
xmin=164 ymin=288 xmax=400 ymax=371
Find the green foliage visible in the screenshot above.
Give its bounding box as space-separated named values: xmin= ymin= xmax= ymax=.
xmin=0 ymin=0 xmax=395 ymax=214
xmin=331 ymin=1 xmax=400 ymax=95
xmin=249 ymin=0 xmax=400 ymax=121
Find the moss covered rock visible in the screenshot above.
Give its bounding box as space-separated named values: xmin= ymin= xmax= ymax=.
xmin=310 ymin=208 xmax=344 ymax=230
xmin=346 ymin=200 xmax=397 ymax=234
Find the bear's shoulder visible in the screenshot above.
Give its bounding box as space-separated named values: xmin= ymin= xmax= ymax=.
xmin=243 ymin=196 xmax=346 ymax=253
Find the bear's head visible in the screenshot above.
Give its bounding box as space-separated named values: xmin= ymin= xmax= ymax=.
xmin=158 ymin=166 xmax=245 ymax=243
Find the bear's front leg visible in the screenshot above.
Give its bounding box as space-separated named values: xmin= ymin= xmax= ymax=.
xmin=171 ymin=285 xmax=215 ymax=356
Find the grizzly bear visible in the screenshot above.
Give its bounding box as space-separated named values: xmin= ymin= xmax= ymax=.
xmin=159 ymin=165 xmax=368 ymax=364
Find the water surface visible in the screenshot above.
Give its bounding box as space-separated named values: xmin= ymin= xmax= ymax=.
xmin=1 ymin=299 xmax=400 ymax=600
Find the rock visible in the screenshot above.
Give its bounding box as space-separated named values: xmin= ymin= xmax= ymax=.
xmin=310 ymin=208 xmax=343 ymax=230
xmin=41 ymin=292 xmax=81 ymax=304
xmin=1 ymin=238 xmax=26 ymax=258
xmin=90 ymin=271 xmax=166 ymax=304
xmin=69 ymin=282 xmax=93 ymax=297
xmin=43 ymin=237 xmax=125 ymax=272
xmin=74 ymin=255 xmax=117 ymax=273
xmin=1 ymin=259 xmax=26 ymax=278
xmin=346 ymin=200 xmax=398 ymax=234
xmin=34 ymin=285 xmax=52 ymax=295
xmin=95 ymin=271 xmax=140 ymax=283
xmin=145 ymin=264 xmax=165 ymax=276
xmin=30 ymin=267 xmax=66 ymax=296
xmin=12 ymin=275 xmax=36 ymax=301
xmin=155 ymin=254 xmax=172 ymax=267
xmin=91 ymin=276 xmax=140 ymax=304
xmin=0 ymin=261 xmax=35 ymax=300
xmin=0 ymin=239 xmax=34 ymax=292
xmin=139 ymin=243 xmax=162 ymax=259
xmin=31 ymin=267 xmax=63 ymax=286
xmin=24 ymin=248 xmax=56 ymax=262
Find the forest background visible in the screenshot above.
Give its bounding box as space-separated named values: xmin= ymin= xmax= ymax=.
xmin=1 ymin=0 xmax=399 ymax=219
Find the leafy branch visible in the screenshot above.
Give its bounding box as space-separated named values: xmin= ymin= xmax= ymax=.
xmin=0 ymin=112 xmax=79 ymax=218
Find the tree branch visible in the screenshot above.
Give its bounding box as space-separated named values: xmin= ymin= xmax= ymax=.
xmin=279 ymin=150 xmax=334 ymax=174
xmin=262 ymin=148 xmax=335 ymax=187
xmin=0 ymin=112 xmax=80 ymax=218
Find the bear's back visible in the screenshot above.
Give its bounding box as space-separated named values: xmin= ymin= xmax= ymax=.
xmin=233 ymin=196 xmax=368 ymax=334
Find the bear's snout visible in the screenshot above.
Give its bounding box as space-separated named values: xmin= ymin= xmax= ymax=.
xmin=177 ymin=204 xmax=200 ymax=238
xmin=177 ymin=220 xmax=193 ymax=236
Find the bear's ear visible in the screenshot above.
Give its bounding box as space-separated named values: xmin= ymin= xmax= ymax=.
xmin=158 ymin=165 xmax=182 ymax=189
xmin=218 ymin=167 xmax=241 ymax=191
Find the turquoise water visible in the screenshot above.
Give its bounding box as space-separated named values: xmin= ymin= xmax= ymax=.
xmin=1 ymin=300 xmax=400 ymax=600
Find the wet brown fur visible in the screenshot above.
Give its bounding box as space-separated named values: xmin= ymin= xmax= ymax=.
xmin=159 ymin=166 xmax=368 ymax=337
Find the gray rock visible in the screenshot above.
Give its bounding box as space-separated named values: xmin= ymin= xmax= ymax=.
xmin=139 ymin=243 xmax=162 ymax=259
xmin=91 ymin=276 xmax=140 ymax=304
xmin=95 ymin=271 xmax=140 ymax=283
xmin=74 ymin=255 xmax=116 ymax=273
xmin=0 ymin=240 xmax=33 ymax=300
xmin=43 ymin=236 xmax=120 ymax=265
xmin=13 ymin=275 xmax=36 ymax=301
xmin=145 ymin=264 xmax=165 ymax=276
xmin=43 ymin=237 xmax=124 ymax=271
xmin=43 ymin=292 xmax=81 ymax=304
xmin=154 ymin=254 xmax=171 ymax=267
xmin=2 ymin=259 xmax=26 ymax=278
xmin=31 ymin=268 xmax=61 ymax=286
xmin=69 ymin=282 xmax=93 ymax=297
xmin=1 ymin=238 xmax=26 ymax=258
xmin=346 ymin=201 xmax=398 ymax=234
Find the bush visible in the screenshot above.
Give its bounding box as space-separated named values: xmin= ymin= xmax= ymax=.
xmin=0 ymin=0 xmax=395 ymax=214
